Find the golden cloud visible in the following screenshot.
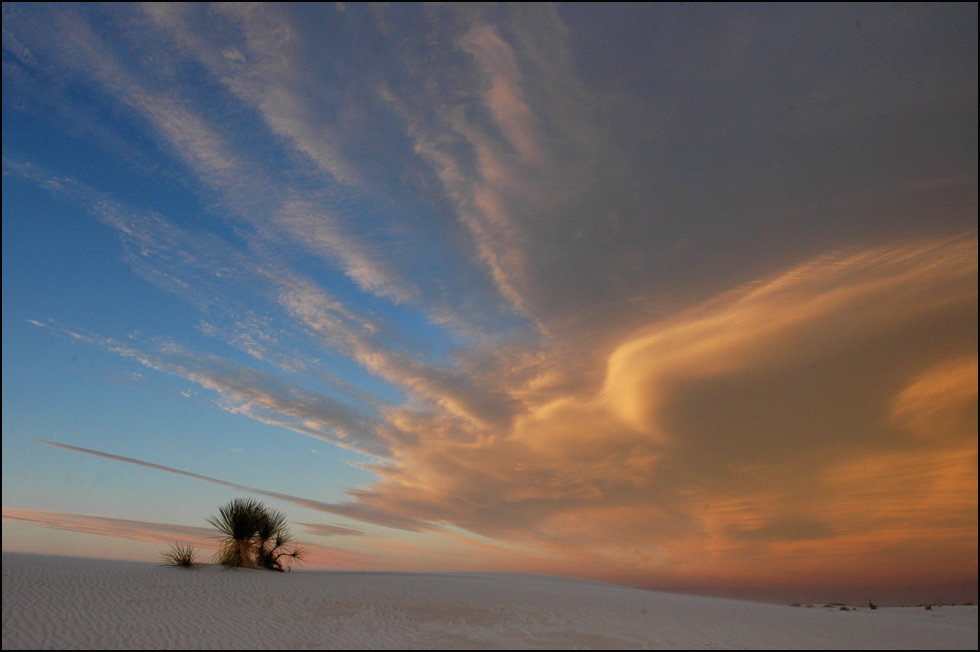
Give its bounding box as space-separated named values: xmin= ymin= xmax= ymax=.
xmin=355 ymin=234 xmax=977 ymax=584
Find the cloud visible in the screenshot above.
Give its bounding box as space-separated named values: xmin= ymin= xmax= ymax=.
xmin=25 ymin=320 xmax=383 ymax=454
xmin=4 ymin=3 xmax=976 ymax=595
xmin=336 ymin=234 xmax=978 ymax=582
xmin=2 ymin=507 xmax=215 ymax=548
xmin=602 ymin=235 xmax=979 ymax=436
xmin=1 ymin=507 xmax=372 ymax=567
xmin=9 ymin=158 xmax=525 ymax=439
xmin=273 ymin=199 xmax=417 ymax=304
xmin=298 ymin=522 xmax=364 ymax=537
xmin=138 ymin=4 xmax=515 ymax=334
xmin=890 ymin=356 xmax=978 ymax=439
xmin=356 ymin=7 xmax=609 ymax=325
xmin=25 ymin=232 xmax=978 ymax=585
xmin=31 ymin=439 xmax=431 ymax=533
xmin=7 ymin=3 xmax=976 ymax=339
xmin=145 ymin=2 xmax=363 ymax=187
xmin=5 ymin=4 xmax=499 ymax=335
xmin=460 ymin=24 xmax=548 ymax=170
xmin=423 ymin=4 xmax=979 ymax=336
xmin=276 ymin=276 xmax=522 ymax=428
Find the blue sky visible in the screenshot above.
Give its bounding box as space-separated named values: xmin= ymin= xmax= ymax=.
xmin=2 ymin=3 xmax=977 ymax=604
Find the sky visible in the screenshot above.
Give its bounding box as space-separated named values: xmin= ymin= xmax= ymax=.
xmin=2 ymin=3 xmax=977 ymax=606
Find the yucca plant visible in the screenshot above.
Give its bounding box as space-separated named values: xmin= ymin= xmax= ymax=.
xmin=207 ymin=497 xmax=265 ymax=568
xmin=161 ymin=542 xmax=198 ymax=568
xmin=207 ymin=498 xmax=304 ymax=571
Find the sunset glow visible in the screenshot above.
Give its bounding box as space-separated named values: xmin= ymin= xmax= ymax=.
xmin=2 ymin=3 xmax=976 ymax=606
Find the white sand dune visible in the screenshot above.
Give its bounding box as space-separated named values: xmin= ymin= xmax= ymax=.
xmin=2 ymin=553 xmax=975 ymax=649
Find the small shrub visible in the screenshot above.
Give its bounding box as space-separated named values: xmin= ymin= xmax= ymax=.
xmin=161 ymin=542 xmax=198 ymax=568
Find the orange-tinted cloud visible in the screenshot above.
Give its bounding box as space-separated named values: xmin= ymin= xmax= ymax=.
xmin=350 ymin=234 xmax=977 ymax=586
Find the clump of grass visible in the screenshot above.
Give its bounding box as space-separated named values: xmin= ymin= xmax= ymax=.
xmin=161 ymin=542 xmax=198 ymax=568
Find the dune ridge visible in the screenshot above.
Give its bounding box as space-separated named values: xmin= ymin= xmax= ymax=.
xmin=2 ymin=552 xmax=975 ymax=649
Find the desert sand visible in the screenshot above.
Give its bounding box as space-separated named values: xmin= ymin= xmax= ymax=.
xmin=2 ymin=552 xmax=975 ymax=649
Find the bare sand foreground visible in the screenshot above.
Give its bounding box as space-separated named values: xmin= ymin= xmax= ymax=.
xmin=2 ymin=553 xmax=976 ymax=649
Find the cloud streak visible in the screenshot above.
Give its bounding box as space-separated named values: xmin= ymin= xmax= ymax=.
xmin=2 ymin=508 xmax=216 ymax=548
xmin=31 ymin=439 xmax=431 ymax=533
xmin=1 ymin=507 xmax=372 ymax=567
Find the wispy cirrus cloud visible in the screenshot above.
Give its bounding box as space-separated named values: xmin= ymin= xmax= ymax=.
xmin=137 ymin=3 xmax=520 ymax=333
xmin=7 ymin=157 xmax=522 ymax=436
xmin=272 ymin=198 xmax=418 ymax=305
xmin=382 ymin=9 xmax=595 ymax=323
xmin=143 ymin=2 xmax=363 ymax=188
xmin=4 ymin=3 xmax=509 ymax=337
xmin=24 ymin=322 xmax=381 ymax=454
